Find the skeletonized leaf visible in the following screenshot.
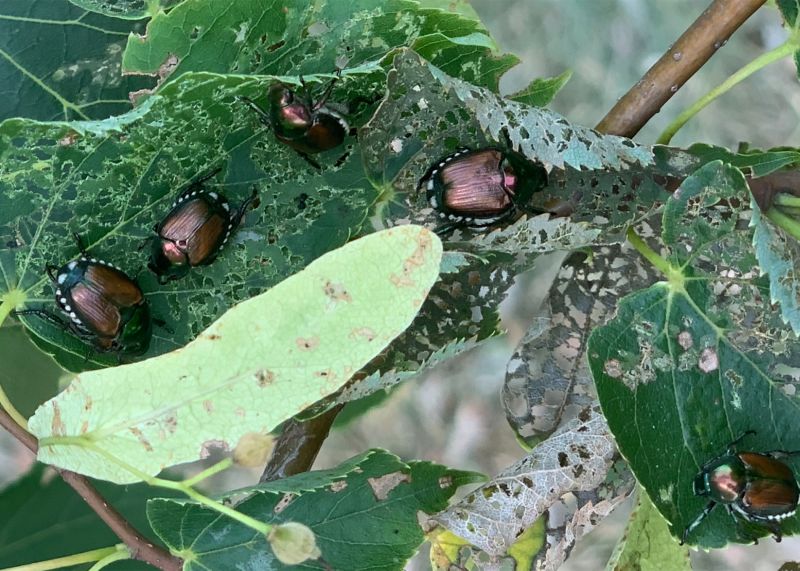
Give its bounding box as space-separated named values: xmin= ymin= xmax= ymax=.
xmin=435 ymin=410 xmax=623 ymax=557
xmin=752 ymin=203 xmax=800 ymax=335
xmin=503 ymin=245 xmax=658 ymax=441
xmin=28 ymin=226 xmax=442 ymax=484
xmin=0 ymin=1 xmax=153 ymax=121
xmin=147 ymin=449 xmax=484 ymax=570
xmin=2 ymin=70 xmax=376 ymax=371
xmin=589 ymin=162 xmax=800 ymax=547
xmin=121 ymin=0 xmax=518 ymax=92
xmin=67 ymin=0 xmax=181 ymax=19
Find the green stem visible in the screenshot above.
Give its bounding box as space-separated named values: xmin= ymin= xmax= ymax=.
xmin=0 ymin=384 xmax=27 ymax=431
xmin=182 ymin=458 xmax=233 ymax=487
xmin=626 ymin=227 xmax=675 ymax=278
xmin=773 ymin=193 xmax=800 ymax=208
xmin=59 ymin=441 xmax=272 ymax=536
xmin=86 ymin=546 xmax=130 ymax=571
xmin=656 ymin=39 xmax=798 ymax=144
xmin=766 ymin=207 xmax=800 ymax=241
xmin=0 ymin=547 xmax=119 ymax=571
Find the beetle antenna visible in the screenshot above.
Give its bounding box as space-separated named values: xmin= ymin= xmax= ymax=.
xmin=71 ymin=232 xmax=89 ymax=256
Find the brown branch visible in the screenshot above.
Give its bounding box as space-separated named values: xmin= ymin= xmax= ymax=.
xmin=595 ymin=0 xmax=766 ymax=137
xmin=260 ymin=404 xmax=344 ymax=482
xmin=0 ymin=406 xmax=183 ymax=571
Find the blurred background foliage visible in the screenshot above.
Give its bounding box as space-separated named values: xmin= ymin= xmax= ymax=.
xmin=1 ymin=0 xmax=799 ymax=569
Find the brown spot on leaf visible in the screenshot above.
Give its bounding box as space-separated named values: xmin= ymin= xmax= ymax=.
xmin=438 ymin=476 xmax=453 ymax=489
xmin=51 ymin=403 xmax=65 ymax=436
xmin=163 ymin=414 xmax=178 ymax=434
xmin=158 ymin=53 xmax=179 ymax=80
xmin=84 ymin=396 xmax=93 ymax=412
xmin=314 ymin=369 xmax=335 ymax=379
xmin=296 ymin=336 xmax=319 ymax=351
xmin=699 ymin=347 xmax=719 ymax=373
xmin=604 ymin=359 xmax=623 ymax=378
xmin=330 ymin=480 xmax=348 ymax=492
xmin=367 ymin=471 xmax=411 ymax=501
xmin=350 ymin=327 xmax=376 ymax=342
xmin=58 ymin=132 xmax=79 ymax=146
xmin=255 ymin=369 xmax=275 ymax=387
xmin=678 ymin=331 xmax=693 ymax=350
xmin=323 ymin=281 xmax=352 ymax=303
xmin=80 ymin=421 xmax=89 ymax=434
xmin=390 ymin=272 xmax=415 ymax=287
xmin=274 ymin=492 xmax=296 ymax=514
xmin=206 ymin=333 xmax=221 ymax=341
xmin=203 ymin=400 xmax=214 ymax=414
xmin=130 ymin=427 xmax=153 ymax=452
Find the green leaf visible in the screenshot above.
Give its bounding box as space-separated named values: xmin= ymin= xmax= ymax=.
xmin=28 ymin=225 xmax=442 ymax=483
xmin=0 ymin=0 xmax=153 ymax=121
xmin=508 ymin=69 xmax=572 ymax=107
xmin=0 ymin=463 xmax=173 ymax=570
xmin=121 ymin=0 xmax=517 ymax=91
xmin=753 ymin=203 xmax=800 ymax=335
xmin=589 ymin=162 xmax=800 ymax=547
xmin=67 ymin=0 xmax=181 ymax=20
xmin=2 ymin=70 xmax=376 ymax=371
xmin=686 ymin=143 xmax=800 ymax=177
xmin=0 ymin=325 xmax=62 ymax=418
xmin=146 ymin=449 xmax=484 ymax=570
xmin=605 ymin=489 xmax=691 ymax=571
xmin=777 ymin=0 xmax=800 ymax=28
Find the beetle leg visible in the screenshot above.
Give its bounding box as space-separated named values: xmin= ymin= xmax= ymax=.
xmin=681 ymin=500 xmax=716 ymax=545
xmin=181 ymin=166 xmax=223 ymax=196
xmin=234 ymin=186 xmax=260 ymax=226
xmin=238 ymin=96 xmax=272 ymax=126
xmin=764 ymin=519 xmax=783 ymax=542
xmin=726 ymin=430 xmax=757 ymax=454
xmin=71 ymin=232 xmax=89 ymax=256
xmin=313 ymin=70 xmax=342 ymax=112
xmin=433 ymin=221 xmax=463 ymax=238
xmin=45 ymin=264 xmax=60 ymax=283
xmin=13 ymin=308 xmax=67 ymax=328
xmin=295 ymin=150 xmax=322 ymax=171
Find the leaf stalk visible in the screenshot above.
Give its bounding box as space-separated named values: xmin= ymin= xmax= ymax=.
xmin=657 ymin=38 xmax=798 ymax=144
xmin=0 ymin=546 xmax=121 ymax=571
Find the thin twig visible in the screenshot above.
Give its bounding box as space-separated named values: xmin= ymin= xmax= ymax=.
xmin=0 ymin=407 xmax=183 ymax=571
xmin=595 ymin=0 xmax=767 ymax=138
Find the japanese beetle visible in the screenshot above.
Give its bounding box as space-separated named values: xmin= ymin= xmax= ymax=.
xmin=148 ymin=170 xmax=259 ymax=283
xmin=14 ymin=234 xmax=152 ymax=357
xmin=419 ymin=147 xmax=548 ymax=233
xmin=240 ymin=74 xmax=349 ymax=168
xmin=682 ymin=431 xmax=800 ymax=544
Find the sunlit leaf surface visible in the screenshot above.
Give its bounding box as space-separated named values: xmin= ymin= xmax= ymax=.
xmin=29 ymin=226 xmax=442 ymax=483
